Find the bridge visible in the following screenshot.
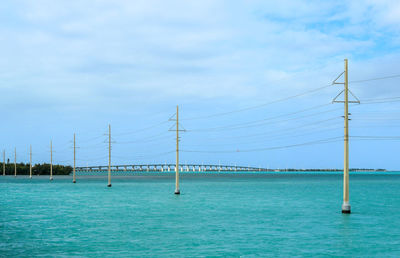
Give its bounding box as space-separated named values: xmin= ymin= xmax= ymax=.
xmin=76 ymin=164 xmax=270 ymax=173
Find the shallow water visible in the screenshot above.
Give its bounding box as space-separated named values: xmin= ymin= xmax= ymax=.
xmin=1 ymin=172 xmax=400 ymax=257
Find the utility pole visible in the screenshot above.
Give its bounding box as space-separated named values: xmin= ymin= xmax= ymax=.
xmin=3 ymin=150 xmax=5 ymax=176
xmin=50 ymin=140 xmax=53 ymax=181
xmin=14 ymin=147 xmax=16 ymax=177
xmin=175 ymin=106 xmax=180 ymax=194
xmin=108 ymin=124 xmax=112 ymax=187
xmin=73 ymin=133 xmax=76 ymax=183
xmin=332 ymin=59 xmax=359 ymax=214
xmin=342 ymin=59 xmax=350 ymax=214
xmin=29 ymin=145 xmax=32 ymax=179
xmin=169 ymin=105 xmax=186 ymax=194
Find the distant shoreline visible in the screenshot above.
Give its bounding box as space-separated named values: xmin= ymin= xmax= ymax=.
xmin=72 ymin=169 xmax=394 ymax=174
xmin=75 ymin=168 xmax=388 ymax=173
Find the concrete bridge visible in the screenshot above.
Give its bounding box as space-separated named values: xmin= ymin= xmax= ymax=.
xmin=76 ymin=164 xmax=270 ymax=173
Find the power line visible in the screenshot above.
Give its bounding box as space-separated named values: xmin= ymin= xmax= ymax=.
xmin=182 ymin=84 xmax=333 ymax=121
xmin=114 ymin=132 xmax=171 ymax=145
xmin=182 ymin=126 xmax=342 ymax=148
xmin=188 ymin=105 xmax=341 ymax=132
xmin=360 ymin=96 xmax=400 ymax=102
xmin=360 ymin=99 xmax=400 ymax=105
xmin=113 ymin=120 xmax=169 ymax=136
xmin=189 ymin=116 xmax=340 ymax=142
xmin=352 ymin=117 xmax=400 ymax=121
xmin=349 ymin=74 xmax=400 ymax=84
xmin=113 ymin=150 xmax=175 ymax=160
xmin=181 ymin=136 xmax=342 ymax=153
xmin=189 ymin=103 xmax=331 ymax=131
xmin=351 ymin=136 xmax=400 ymax=139
xmin=180 ymin=73 xmax=400 ymax=121
xmin=79 ymin=142 xmax=108 ymax=149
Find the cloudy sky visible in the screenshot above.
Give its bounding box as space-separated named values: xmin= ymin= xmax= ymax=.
xmin=1 ymin=0 xmax=400 ymax=170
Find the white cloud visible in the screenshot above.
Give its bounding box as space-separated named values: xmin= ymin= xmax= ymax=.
xmin=0 ymin=0 xmax=399 ymax=113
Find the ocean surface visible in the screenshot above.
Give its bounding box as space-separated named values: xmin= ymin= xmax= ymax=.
xmin=1 ymin=172 xmax=400 ymax=257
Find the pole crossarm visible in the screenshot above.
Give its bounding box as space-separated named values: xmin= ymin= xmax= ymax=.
xmin=332 ymin=71 xmax=345 ymax=85
xmin=332 ymin=83 xmax=360 ymax=104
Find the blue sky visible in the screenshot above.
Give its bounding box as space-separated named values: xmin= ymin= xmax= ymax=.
xmin=1 ymin=0 xmax=400 ymax=170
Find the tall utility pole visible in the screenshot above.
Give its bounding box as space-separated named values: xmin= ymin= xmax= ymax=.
xmin=3 ymin=150 xmax=5 ymax=176
xmin=175 ymin=105 xmax=180 ymax=194
xmin=342 ymin=59 xmax=350 ymax=214
xmin=332 ymin=59 xmax=359 ymax=214
xmin=50 ymin=140 xmax=53 ymax=181
xmin=73 ymin=133 xmax=76 ymax=183
xmin=168 ymin=105 xmax=185 ymax=194
xmin=14 ymin=148 xmax=16 ymax=177
xmin=29 ymin=145 xmax=32 ymax=179
xmin=108 ymin=124 xmax=112 ymax=187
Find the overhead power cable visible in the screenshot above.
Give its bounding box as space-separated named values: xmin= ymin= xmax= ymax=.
xmin=352 ymin=117 xmax=400 ymax=121
xmin=182 ymin=126 xmax=342 ymax=148
xmin=188 ymin=106 xmax=341 ymax=132
xmin=360 ymin=99 xmax=400 ymax=105
xmin=181 ymin=136 xmax=342 ymax=153
xmin=180 ymin=73 xmax=400 ymax=121
xmin=349 ymin=74 xmax=400 ymax=84
xmin=78 ymin=134 xmax=106 ymax=144
xmin=351 ymin=136 xmax=400 ymax=139
xmin=189 ymin=116 xmax=340 ymax=142
xmin=114 ymin=132 xmax=171 ymax=145
xmin=113 ymin=120 xmax=169 ymax=136
xmin=182 ymin=84 xmax=332 ymax=121
xmin=79 ymin=142 xmax=108 ymax=150
xmin=360 ymin=96 xmax=400 ymax=102
xmin=76 ymin=155 xmax=109 ymax=162
xmin=113 ymin=150 xmax=175 ymax=160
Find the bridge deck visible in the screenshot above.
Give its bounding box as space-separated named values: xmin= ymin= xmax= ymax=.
xmin=76 ymin=164 xmax=270 ymax=172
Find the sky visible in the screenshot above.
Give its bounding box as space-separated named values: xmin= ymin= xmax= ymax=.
xmin=1 ymin=0 xmax=400 ymax=170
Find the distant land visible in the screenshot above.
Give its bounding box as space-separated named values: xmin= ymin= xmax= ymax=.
xmin=0 ymin=163 xmax=72 ymax=176
xmin=266 ymin=168 xmax=387 ymax=172
xmin=0 ymin=162 xmax=390 ymax=175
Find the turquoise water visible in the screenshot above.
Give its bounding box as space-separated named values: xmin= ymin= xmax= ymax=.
xmin=1 ymin=173 xmax=400 ymax=257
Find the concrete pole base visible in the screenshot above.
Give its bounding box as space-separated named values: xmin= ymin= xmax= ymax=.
xmin=174 ymin=189 xmax=180 ymax=195
xmin=107 ymin=184 xmax=112 ymax=187
xmin=342 ymin=202 xmax=351 ymax=214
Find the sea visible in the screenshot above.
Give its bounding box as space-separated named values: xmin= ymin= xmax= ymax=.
xmin=1 ymin=172 xmax=400 ymax=257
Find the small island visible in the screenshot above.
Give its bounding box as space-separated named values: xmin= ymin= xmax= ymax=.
xmin=1 ymin=162 xmax=72 ymax=175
